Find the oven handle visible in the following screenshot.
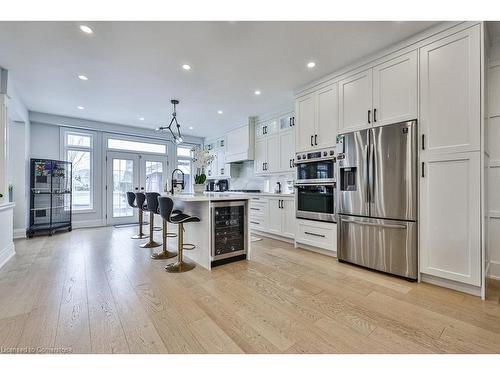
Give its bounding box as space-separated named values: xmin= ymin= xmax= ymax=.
xmin=295 ymin=179 xmax=336 ymax=185
xmin=341 ymin=218 xmax=406 ymax=230
xmin=294 ymin=183 xmax=336 ymax=188
xmin=294 ymin=157 xmax=336 ymax=165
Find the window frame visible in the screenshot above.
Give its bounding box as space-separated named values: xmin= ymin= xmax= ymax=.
xmin=176 ymin=144 xmax=196 ymax=193
xmin=60 ymin=128 xmax=96 ymax=213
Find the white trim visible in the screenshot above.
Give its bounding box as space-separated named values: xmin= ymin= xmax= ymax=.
xmin=421 ymin=273 xmax=482 ymax=297
xmin=488 ymin=260 xmax=500 ymax=280
xmin=250 ymin=228 xmax=294 ymax=244
xmin=295 ymin=241 xmax=338 ymax=258
xmin=71 ymin=219 xmax=106 ymax=229
xmin=13 ymin=228 xmax=26 ymax=239
xmin=0 ymin=241 xmax=15 ymax=269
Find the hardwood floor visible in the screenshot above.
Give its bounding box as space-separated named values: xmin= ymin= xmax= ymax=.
xmin=1 ymin=226 xmax=500 ymax=354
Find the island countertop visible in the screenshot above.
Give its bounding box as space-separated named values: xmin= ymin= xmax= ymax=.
xmin=160 ymin=192 xmax=250 ymax=202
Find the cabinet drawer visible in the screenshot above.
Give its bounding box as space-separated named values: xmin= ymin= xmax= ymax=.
xmin=250 ymin=216 xmax=268 ymax=231
xmin=249 ymin=203 xmax=268 ymax=216
xmin=296 ymin=220 xmax=336 ymax=251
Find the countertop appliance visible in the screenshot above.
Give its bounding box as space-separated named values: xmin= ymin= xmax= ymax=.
xmin=217 ymin=179 xmax=229 ymax=192
xmin=211 ymin=200 xmax=247 ymax=265
xmin=206 ymin=181 xmax=216 ymax=191
xmin=336 ymin=120 xmax=417 ymax=280
xmin=295 ymin=147 xmax=336 ymax=222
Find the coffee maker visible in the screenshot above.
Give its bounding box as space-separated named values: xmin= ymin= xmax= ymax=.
xmin=206 ymin=181 xmax=216 ymax=191
xmin=217 ymin=179 xmax=229 ymax=192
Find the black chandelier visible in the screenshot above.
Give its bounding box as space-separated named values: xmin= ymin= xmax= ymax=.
xmin=156 ymin=99 xmax=183 ymax=144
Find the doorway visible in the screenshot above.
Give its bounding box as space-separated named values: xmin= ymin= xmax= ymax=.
xmin=106 ymin=151 xmax=167 ymax=225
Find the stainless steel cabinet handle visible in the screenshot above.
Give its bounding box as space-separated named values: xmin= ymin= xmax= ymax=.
xmin=342 ymin=218 xmax=406 ymax=229
xmin=369 ymin=143 xmax=375 ymax=203
xmin=364 ymin=145 xmax=369 ymax=203
xmin=304 ymin=231 xmax=326 ymax=238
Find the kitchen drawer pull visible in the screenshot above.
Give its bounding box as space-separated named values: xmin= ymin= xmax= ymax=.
xmin=342 ymin=218 xmax=406 ymax=230
xmin=310 ymin=135 xmax=314 ymax=147
xmin=250 ymin=207 xmax=260 ymax=211
xmin=304 ymin=231 xmax=326 ymax=238
xmin=250 ymin=221 xmax=260 ymax=225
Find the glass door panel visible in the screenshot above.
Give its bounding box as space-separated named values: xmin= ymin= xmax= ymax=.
xmin=140 ymin=155 xmax=166 ymax=193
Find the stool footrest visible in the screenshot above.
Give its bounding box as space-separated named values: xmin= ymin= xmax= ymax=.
xmin=182 ymin=243 xmax=196 ymax=250
xmin=165 ymin=232 xmax=177 ymax=238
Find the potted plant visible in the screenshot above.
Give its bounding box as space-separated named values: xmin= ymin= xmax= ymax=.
xmin=192 ymin=146 xmax=215 ymax=194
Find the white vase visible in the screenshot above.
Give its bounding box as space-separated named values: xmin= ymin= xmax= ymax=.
xmin=193 ymin=184 xmax=205 ymax=195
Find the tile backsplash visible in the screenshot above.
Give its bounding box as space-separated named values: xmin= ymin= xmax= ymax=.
xmin=210 ymin=161 xmax=295 ymax=193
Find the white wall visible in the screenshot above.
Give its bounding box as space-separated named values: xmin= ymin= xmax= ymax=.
xmin=487 ymin=43 xmax=500 ymax=279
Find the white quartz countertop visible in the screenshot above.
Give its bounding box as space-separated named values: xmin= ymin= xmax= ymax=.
xmin=161 ymin=192 xmax=250 ymax=202
xmin=228 ymin=192 xmax=295 ymax=198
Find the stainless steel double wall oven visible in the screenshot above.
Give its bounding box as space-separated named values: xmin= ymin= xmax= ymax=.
xmin=295 ymin=147 xmax=336 ymax=222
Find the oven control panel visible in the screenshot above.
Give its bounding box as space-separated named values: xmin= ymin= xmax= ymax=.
xmin=295 ymin=148 xmax=335 ymax=163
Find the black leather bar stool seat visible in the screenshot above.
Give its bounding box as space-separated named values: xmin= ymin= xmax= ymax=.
xmin=139 ymin=192 xmax=162 ymax=248
xmin=158 ymin=196 xmax=199 ymax=273
xmin=129 ymin=192 xmax=148 ymax=239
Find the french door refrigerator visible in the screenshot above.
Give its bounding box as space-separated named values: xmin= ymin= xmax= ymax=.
xmin=336 ymin=120 xmax=417 ymax=279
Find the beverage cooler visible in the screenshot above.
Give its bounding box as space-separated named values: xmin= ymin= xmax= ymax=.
xmin=28 ymin=159 xmax=72 ymax=237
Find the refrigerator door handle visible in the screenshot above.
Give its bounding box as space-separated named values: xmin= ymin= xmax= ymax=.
xmin=369 ymin=143 xmax=375 ymax=203
xmin=364 ymin=144 xmax=370 ymax=203
xmin=341 ymin=218 xmax=407 ymax=230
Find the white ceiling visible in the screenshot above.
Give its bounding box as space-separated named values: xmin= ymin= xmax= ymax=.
xmin=0 ymin=21 xmax=440 ymax=137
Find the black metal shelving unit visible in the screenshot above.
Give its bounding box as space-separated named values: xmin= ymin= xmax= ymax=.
xmin=28 ymin=158 xmax=72 ymax=238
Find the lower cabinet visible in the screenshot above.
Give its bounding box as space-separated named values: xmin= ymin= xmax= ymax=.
xmin=249 ymin=196 xmax=295 ymax=239
xmin=419 ymin=151 xmax=481 ymax=286
xmin=296 ymin=219 xmax=337 ymax=252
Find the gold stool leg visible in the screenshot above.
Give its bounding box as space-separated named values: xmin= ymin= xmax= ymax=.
xmin=131 ymin=209 xmax=149 ymax=239
xmin=140 ymin=212 xmax=161 ymax=248
xmin=151 ymin=219 xmax=178 ymax=259
xmin=166 ymin=223 xmax=195 ymax=273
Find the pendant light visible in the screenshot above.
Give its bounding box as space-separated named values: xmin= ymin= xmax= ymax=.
xmin=156 ymin=99 xmax=183 ymax=144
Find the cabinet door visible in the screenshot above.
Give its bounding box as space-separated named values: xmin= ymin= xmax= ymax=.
xmin=316 ymin=83 xmax=339 ymax=148
xmin=338 ymin=68 xmax=373 ymax=133
xmin=279 ymin=130 xmax=295 ymax=172
xmin=419 ymin=25 xmax=480 ymax=155
xmin=206 ymin=152 xmax=216 ymax=178
xmin=217 ymin=151 xmax=226 ymax=177
xmin=268 ymin=198 xmax=283 ymax=235
xmin=419 ymin=151 xmax=481 ymax=286
xmin=295 ymin=93 xmax=315 ymax=152
xmin=373 ymin=50 xmax=418 ymax=126
xmin=266 ymin=134 xmax=280 ymax=173
xmin=282 ymin=199 xmax=296 ymax=238
xmin=254 ymin=138 xmax=266 ymax=174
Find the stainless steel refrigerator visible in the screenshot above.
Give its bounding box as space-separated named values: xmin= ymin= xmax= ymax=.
xmin=336 ymin=120 xmax=417 ymax=279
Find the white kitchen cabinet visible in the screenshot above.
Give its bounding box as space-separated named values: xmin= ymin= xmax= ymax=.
xmin=296 ymin=219 xmax=337 ymax=252
xmin=419 ymin=25 xmax=480 ymax=155
xmin=254 ymin=137 xmax=266 ymax=174
xmin=419 ymin=151 xmax=481 ymax=286
xmin=255 ymin=119 xmax=279 ymax=138
xmin=295 ymin=93 xmax=316 ymax=152
xmin=315 ymin=84 xmax=339 ymax=149
xmin=225 ymin=124 xmax=254 ymax=162
xmin=279 ymin=129 xmax=295 ymax=172
xmin=282 ymin=199 xmax=296 ymax=238
xmin=279 ymin=114 xmax=295 ymax=131
xmin=372 ymin=50 xmax=418 ymax=126
xmin=205 ymin=137 xmax=231 ymax=179
xmin=268 ymin=198 xmax=283 ymax=235
xmin=338 ymin=68 xmax=372 ymax=133
xmin=266 ymin=134 xmax=280 ymax=173
xmin=295 ymin=83 xmax=338 ymax=152
xmin=257 ymin=197 xmax=295 ymax=239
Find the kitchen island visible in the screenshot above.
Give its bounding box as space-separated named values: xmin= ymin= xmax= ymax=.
xmin=160 ymin=193 xmax=251 ymax=270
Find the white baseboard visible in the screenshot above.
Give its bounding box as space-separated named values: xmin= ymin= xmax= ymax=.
xmin=421 ymin=273 xmax=481 ymax=297
xmin=13 ymin=228 xmax=26 ymax=239
xmin=250 ymin=229 xmax=295 ymax=244
xmin=72 ymin=219 xmax=106 ymax=229
xmin=295 ymin=241 xmax=337 ymax=258
xmin=0 ymin=242 xmax=15 ymax=269
xmin=488 ymin=261 xmax=500 ymax=280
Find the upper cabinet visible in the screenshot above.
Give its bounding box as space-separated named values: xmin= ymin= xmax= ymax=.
xmin=295 ymin=82 xmax=338 ymax=152
xmin=338 ymin=69 xmax=372 ymax=133
xmin=225 ymin=124 xmax=255 ymax=163
xmin=419 ymin=25 xmax=481 ymax=155
xmin=372 ymin=50 xmax=418 ymax=126
xmin=338 ymin=51 xmax=418 ymax=134
xmin=205 ymin=136 xmax=231 ymax=179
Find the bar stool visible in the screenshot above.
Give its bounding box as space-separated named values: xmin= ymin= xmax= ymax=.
xmin=127 ymin=192 xmax=149 ymax=239
xmin=139 ymin=192 xmax=162 ymax=248
xmin=151 ymin=194 xmax=182 ymax=260
xmin=158 ymin=196 xmax=199 ymax=273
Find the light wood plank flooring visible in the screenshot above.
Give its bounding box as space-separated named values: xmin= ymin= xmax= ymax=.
xmin=1 ymin=226 xmax=500 ymax=354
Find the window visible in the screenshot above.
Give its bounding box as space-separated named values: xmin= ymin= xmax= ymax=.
xmin=63 ymin=131 xmax=94 ymax=211
xmin=107 ymin=138 xmax=166 ymax=154
xmin=177 ymin=145 xmax=194 ymax=193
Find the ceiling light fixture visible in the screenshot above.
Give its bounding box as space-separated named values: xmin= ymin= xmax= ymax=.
xmin=79 ymin=25 xmax=93 ymax=34
xmin=217 ymin=110 xmax=223 ymax=114
xmin=156 ymin=99 xmax=184 ymax=144
xmin=78 ymin=75 xmax=88 ymax=81
xmin=139 ymin=117 xmax=145 ymax=121
xmin=189 ymin=126 xmax=194 ymax=130
xmin=254 ymin=90 xmax=261 ymax=96
xmin=77 ymin=105 xmax=85 ymax=110
xmin=307 ymin=61 xmax=316 ymax=68
xmin=182 ymin=64 xmax=191 ymax=71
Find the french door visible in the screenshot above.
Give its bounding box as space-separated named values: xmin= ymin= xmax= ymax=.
xmin=106 ymin=151 xmax=167 ymax=225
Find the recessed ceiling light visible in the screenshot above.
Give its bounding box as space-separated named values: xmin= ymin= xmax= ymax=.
xmin=307 ymin=61 xmax=316 ymax=68
xmin=78 ymin=74 xmax=88 ymax=81
xmin=79 ymin=25 xmax=93 ymax=34
xmin=182 ymin=64 xmax=191 ymax=71
xmin=189 ymin=126 xmax=194 ymax=130
xmin=254 ymin=90 xmax=261 ymax=96
xmin=139 ymin=117 xmax=144 ymax=121
xmin=217 ymin=110 xmax=223 ymax=114
xmin=77 ymin=105 xmax=85 ymax=110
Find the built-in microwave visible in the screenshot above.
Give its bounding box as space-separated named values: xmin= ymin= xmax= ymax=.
xmin=295 ymin=148 xmax=336 ymax=184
